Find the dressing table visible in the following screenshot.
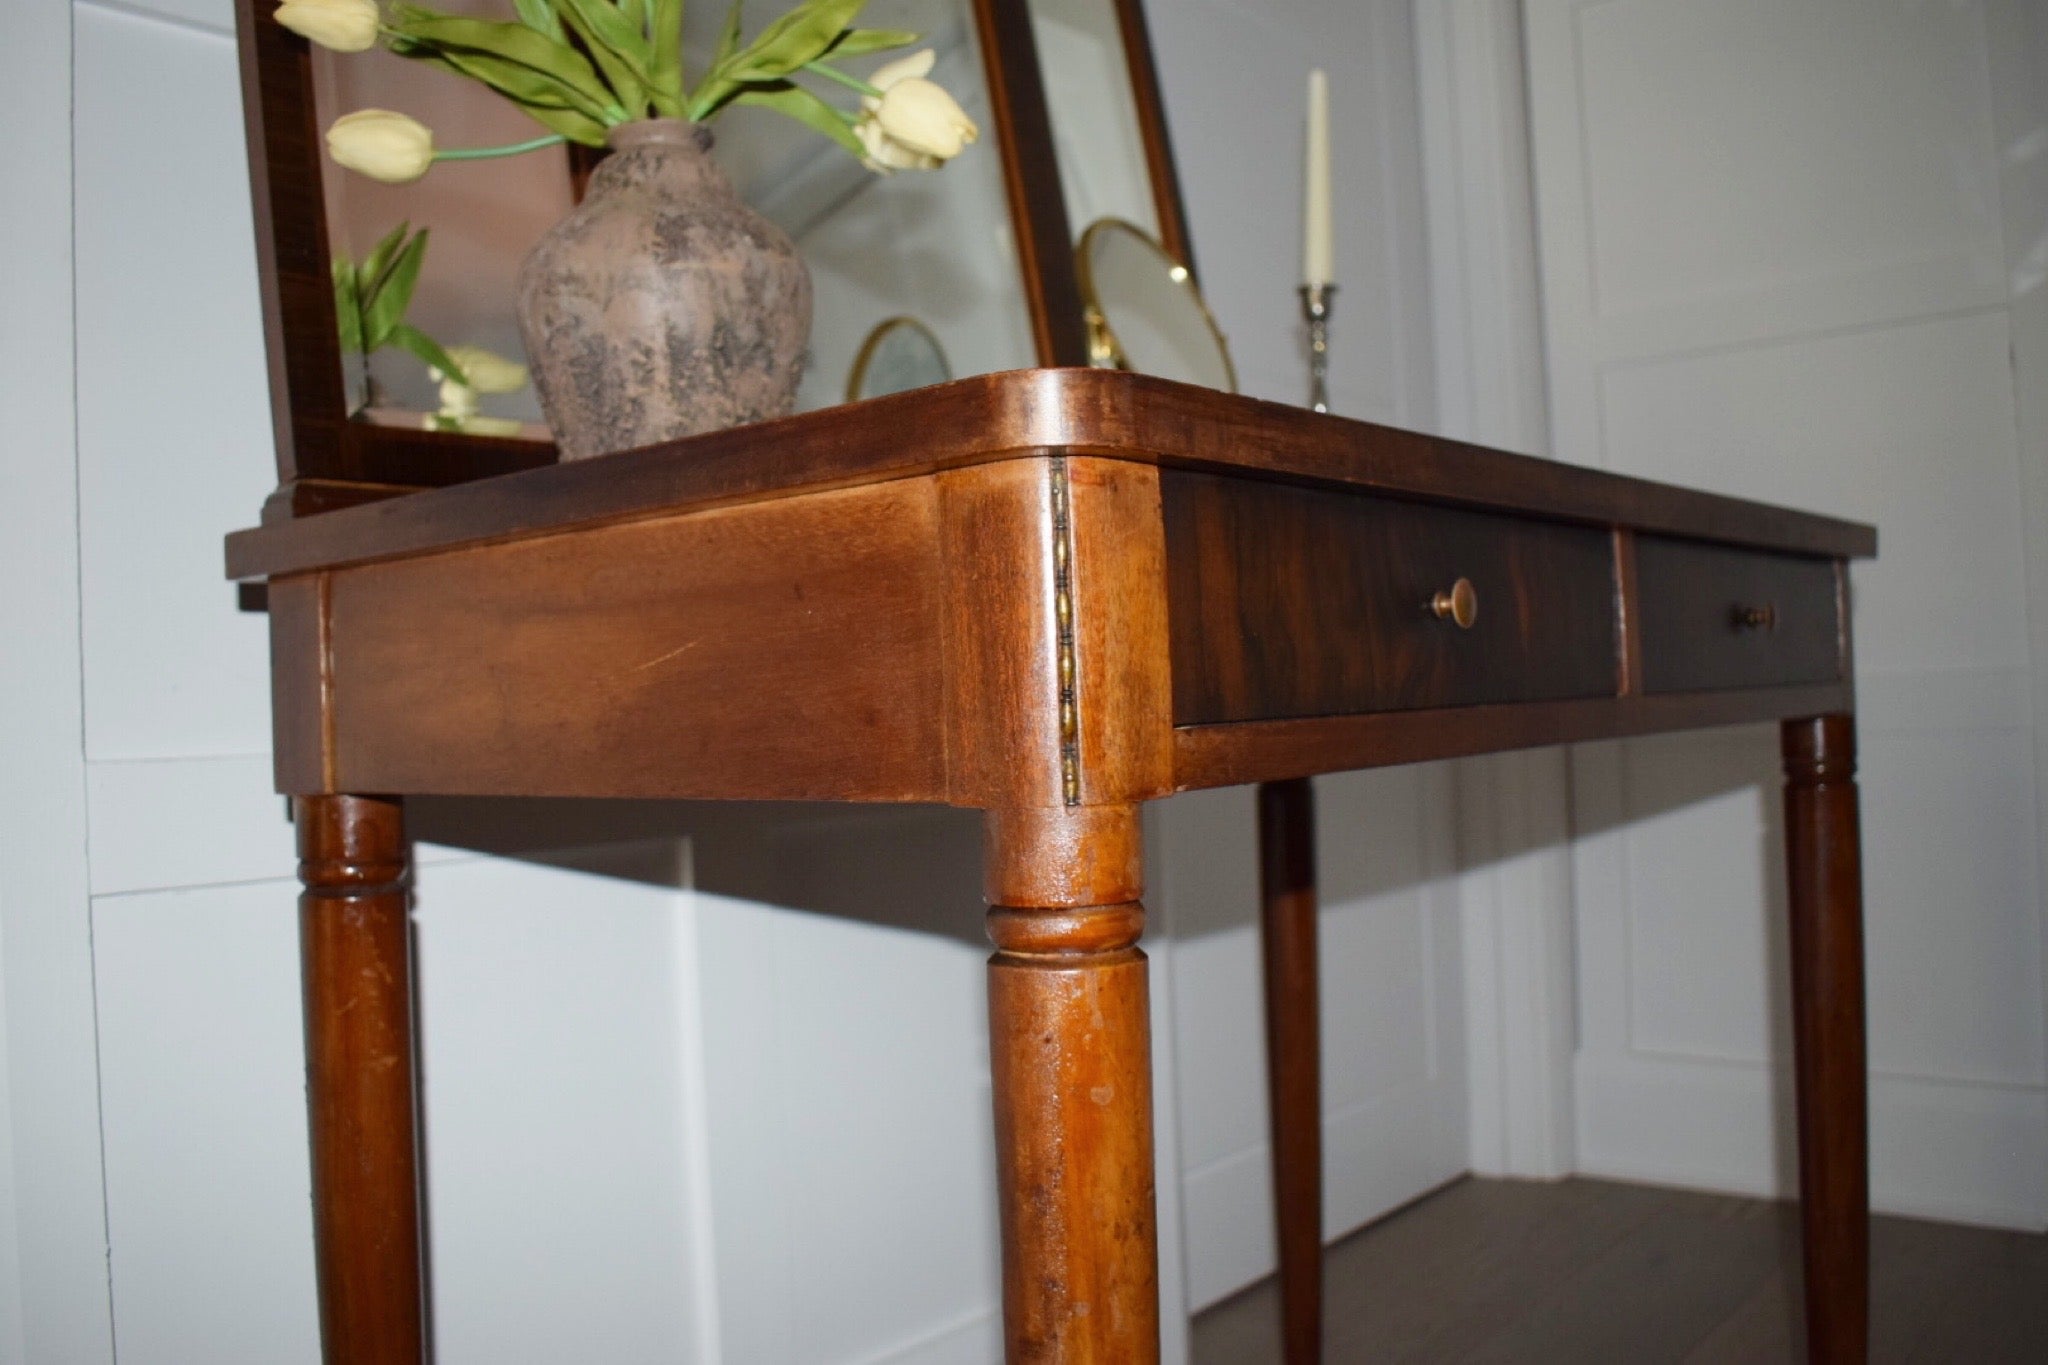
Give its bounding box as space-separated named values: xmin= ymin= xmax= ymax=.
xmin=228 ymin=2 xmax=1877 ymax=1362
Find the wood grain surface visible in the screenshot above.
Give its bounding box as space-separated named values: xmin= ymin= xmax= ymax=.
xmin=296 ymin=795 xmax=423 ymax=1365
xmin=226 ymin=372 xmax=1877 ymax=582
xmin=316 ymin=479 xmax=949 ymax=801
xmin=1164 ymin=470 xmax=1617 ymax=724
xmin=1782 ymin=716 xmax=1870 ymax=1363
xmin=1258 ymin=779 xmax=1323 ymax=1365
xmin=985 ymin=804 xmax=1159 ymax=1363
xmin=1639 ymin=537 xmax=1843 ymax=693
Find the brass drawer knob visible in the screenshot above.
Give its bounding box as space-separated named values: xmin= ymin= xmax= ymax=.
xmin=1431 ymin=577 xmax=1479 ymax=630
xmin=1732 ymin=602 xmax=1778 ymax=631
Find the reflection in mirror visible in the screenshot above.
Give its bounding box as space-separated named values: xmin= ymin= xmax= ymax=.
xmin=1028 ymin=0 xmax=1159 ymax=241
xmin=314 ymin=0 xmax=1035 ymax=428
xmin=846 ymin=317 xmax=953 ymax=401
xmin=1077 ymin=218 xmax=1235 ymax=393
xmin=700 ymin=0 xmax=1036 ymax=412
xmin=317 ymin=6 xmax=565 ymax=429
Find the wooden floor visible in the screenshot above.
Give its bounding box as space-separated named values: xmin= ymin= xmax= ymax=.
xmin=1190 ymin=1176 xmax=2048 ymax=1363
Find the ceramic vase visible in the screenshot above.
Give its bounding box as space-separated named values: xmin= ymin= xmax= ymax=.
xmin=517 ymin=119 xmax=811 ymax=461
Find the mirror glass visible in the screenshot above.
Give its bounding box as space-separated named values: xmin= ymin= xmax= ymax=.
xmin=846 ymin=317 xmax=953 ymax=400
xmin=314 ymin=0 xmax=1034 ymax=429
xmin=1077 ymin=219 xmax=1235 ymax=393
xmin=317 ymin=15 xmax=565 ymax=432
xmin=1027 ymin=0 xmax=1160 ymax=242
xmin=706 ymin=0 xmax=1035 ymax=412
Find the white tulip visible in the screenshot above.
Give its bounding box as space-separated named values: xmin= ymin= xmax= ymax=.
xmin=275 ymin=0 xmax=379 ymax=52
xmin=435 ymin=345 xmax=527 ymax=395
xmin=435 ymin=376 xmax=481 ymax=423
xmin=327 ymin=109 xmax=435 ymax=184
xmin=872 ymin=78 xmax=979 ymax=160
xmin=868 ymin=48 xmax=937 ymax=90
xmin=851 ymin=51 xmax=977 ymax=174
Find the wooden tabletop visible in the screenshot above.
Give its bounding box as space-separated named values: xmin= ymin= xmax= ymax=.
xmin=226 ymin=368 xmax=1875 ymax=581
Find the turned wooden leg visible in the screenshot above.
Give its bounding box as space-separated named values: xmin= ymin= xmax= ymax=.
xmin=984 ymin=805 xmax=1160 ymax=1364
xmin=297 ymin=794 xmax=426 ymax=1364
xmin=1780 ymin=716 xmax=1869 ymax=1364
xmin=1258 ymin=779 xmax=1322 ymax=1364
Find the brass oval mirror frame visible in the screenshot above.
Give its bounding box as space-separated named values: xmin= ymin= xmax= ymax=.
xmin=236 ymin=0 xmax=1198 ymax=510
xmin=1074 ymin=217 xmax=1237 ymax=393
xmin=845 ymin=316 xmax=954 ymax=402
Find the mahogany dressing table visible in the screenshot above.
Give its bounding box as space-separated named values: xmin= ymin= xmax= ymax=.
xmin=229 ymin=1 xmax=1876 ymax=1360
xmin=227 ymin=367 xmax=1875 ymax=1363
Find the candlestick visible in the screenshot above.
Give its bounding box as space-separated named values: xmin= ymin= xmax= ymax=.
xmin=1300 ymin=282 xmax=1333 ymax=414
xmin=1303 ymin=69 xmax=1332 ymax=286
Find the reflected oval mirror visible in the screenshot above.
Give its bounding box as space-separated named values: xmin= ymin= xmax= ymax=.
xmin=1076 ymin=218 xmax=1235 ymax=393
xmin=846 ymin=316 xmax=953 ymax=401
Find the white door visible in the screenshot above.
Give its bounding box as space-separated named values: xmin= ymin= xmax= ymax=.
xmin=1524 ymin=0 xmax=2048 ymax=1229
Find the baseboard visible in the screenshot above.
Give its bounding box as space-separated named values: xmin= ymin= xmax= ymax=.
xmin=1575 ymin=1053 xmax=2048 ymax=1231
xmin=1179 ymin=1081 xmax=1469 ymax=1310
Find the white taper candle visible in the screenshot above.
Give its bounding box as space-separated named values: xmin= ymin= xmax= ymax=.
xmin=1304 ymin=68 xmax=1333 ymax=286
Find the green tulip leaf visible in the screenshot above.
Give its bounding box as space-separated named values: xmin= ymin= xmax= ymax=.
xmin=710 ymin=0 xmax=744 ymax=69
xmin=389 ymin=9 xmax=614 ymax=116
xmin=509 ymin=0 xmax=564 ymax=42
xmin=651 ymin=0 xmax=684 ymax=108
xmin=357 ymin=220 xmax=413 ymax=299
xmin=399 ymin=43 xmax=614 ymax=142
xmin=553 ymin=0 xmax=653 ymax=113
xmin=684 ymin=0 xmax=750 ymax=118
xmin=726 ymin=0 xmax=869 ymax=82
xmin=823 ymin=27 xmax=919 ymax=58
xmin=385 ymin=322 xmax=469 ymax=388
xmin=361 ymin=227 xmax=430 ymax=352
xmin=331 ymin=256 xmax=363 ymax=355
xmin=733 ymin=82 xmax=864 ymax=157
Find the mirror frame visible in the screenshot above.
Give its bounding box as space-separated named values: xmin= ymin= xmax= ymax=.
xmin=234 ymin=0 xmax=1196 ymax=516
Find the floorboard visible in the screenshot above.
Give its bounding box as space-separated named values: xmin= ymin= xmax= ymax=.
xmin=1190 ymin=1176 xmax=2048 ymax=1363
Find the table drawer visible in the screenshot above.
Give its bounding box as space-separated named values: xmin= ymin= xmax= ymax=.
xmin=1164 ymin=471 xmax=1618 ymax=724
xmin=1635 ymin=535 xmax=1841 ymax=693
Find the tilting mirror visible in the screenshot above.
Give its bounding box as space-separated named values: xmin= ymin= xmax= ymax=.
xmin=237 ymin=0 xmax=1198 ymax=502
xmin=1077 ymin=217 xmax=1235 ymax=392
xmin=845 ymin=315 xmax=954 ymax=399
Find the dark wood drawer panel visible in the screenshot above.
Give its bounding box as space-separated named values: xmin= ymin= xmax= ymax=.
xmin=1635 ymin=536 xmax=1841 ymax=693
xmin=1164 ymin=470 xmax=1617 ymax=724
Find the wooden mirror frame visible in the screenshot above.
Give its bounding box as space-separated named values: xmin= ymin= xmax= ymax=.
xmin=235 ymin=0 xmax=1194 ymax=520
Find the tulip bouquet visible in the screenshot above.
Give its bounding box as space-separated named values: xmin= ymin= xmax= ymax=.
xmin=277 ymin=0 xmax=980 ymax=183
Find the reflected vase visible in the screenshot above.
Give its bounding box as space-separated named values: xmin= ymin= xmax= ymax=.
xmin=516 ymin=119 xmax=812 ymax=461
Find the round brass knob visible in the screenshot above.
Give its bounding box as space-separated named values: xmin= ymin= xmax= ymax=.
xmin=1733 ymin=603 xmax=1778 ymax=631
xmin=1431 ymin=577 xmax=1479 ymax=630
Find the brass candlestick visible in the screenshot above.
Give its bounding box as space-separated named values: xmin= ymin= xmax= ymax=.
xmin=1300 ymin=282 xmax=1334 ymax=413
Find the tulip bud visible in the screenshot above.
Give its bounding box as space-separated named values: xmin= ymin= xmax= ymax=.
xmin=873 ymin=79 xmax=979 ymax=161
xmin=327 ymin=110 xmax=435 ymax=184
xmin=274 ymin=0 xmax=380 ymax=53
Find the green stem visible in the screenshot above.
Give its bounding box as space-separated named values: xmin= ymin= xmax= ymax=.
xmin=802 ymin=60 xmax=884 ymax=99
xmin=434 ymin=133 xmax=569 ymax=161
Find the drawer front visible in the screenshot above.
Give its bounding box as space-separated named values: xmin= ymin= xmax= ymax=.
xmin=1164 ymin=471 xmax=1617 ymax=724
xmin=1635 ymin=536 xmax=1841 ymax=693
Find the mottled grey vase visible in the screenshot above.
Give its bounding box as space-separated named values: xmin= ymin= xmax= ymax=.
xmin=517 ymin=120 xmax=811 ymax=460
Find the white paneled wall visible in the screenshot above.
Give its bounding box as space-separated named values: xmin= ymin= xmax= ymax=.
xmin=1161 ymin=777 xmax=1468 ymax=1310
xmin=2 ymin=0 xmax=108 ymax=1354
xmin=1527 ymin=0 xmax=2048 ymax=1229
